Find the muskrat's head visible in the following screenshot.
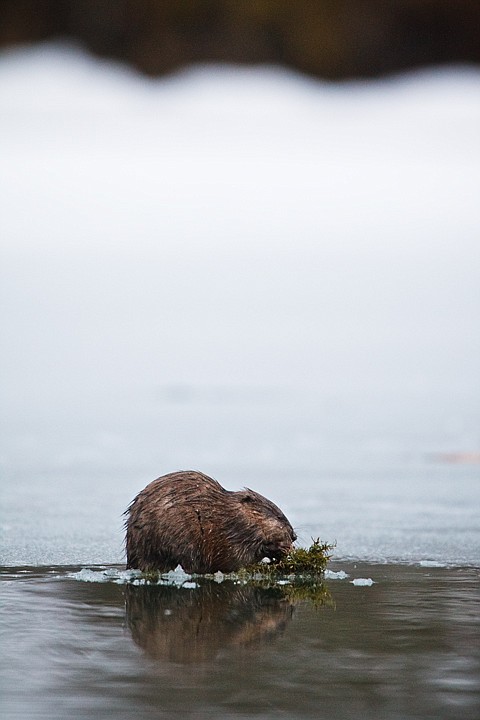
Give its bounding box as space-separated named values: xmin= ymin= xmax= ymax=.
xmin=236 ymin=489 xmax=296 ymax=563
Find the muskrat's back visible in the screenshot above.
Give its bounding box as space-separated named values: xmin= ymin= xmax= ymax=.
xmin=125 ymin=470 xmax=296 ymax=573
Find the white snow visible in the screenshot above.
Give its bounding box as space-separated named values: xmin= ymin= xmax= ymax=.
xmin=1 ymin=43 xmax=479 ymax=402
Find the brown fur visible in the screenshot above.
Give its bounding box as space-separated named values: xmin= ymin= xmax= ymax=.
xmin=125 ymin=470 xmax=296 ymax=573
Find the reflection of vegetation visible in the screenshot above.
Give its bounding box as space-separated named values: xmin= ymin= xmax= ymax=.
xmin=238 ymin=577 xmax=333 ymax=609
xmin=281 ymin=581 xmax=333 ymax=609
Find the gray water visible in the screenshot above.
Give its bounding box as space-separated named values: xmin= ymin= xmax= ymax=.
xmin=1 ymin=563 xmax=479 ymax=719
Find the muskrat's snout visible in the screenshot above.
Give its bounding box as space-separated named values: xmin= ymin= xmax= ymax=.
xmin=263 ymin=531 xmax=296 ymax=560
xmin=278 ymin=541 xmax=295 ymax=556
xmin=286 ymin=528 xmax=297 ymax=550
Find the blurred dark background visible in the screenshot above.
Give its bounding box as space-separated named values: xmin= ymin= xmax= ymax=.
xmin=1 ymin=0 xmax=479 ymax=79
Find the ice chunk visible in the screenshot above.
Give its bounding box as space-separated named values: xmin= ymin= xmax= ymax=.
xmin=325 ymin=570 xmax=349 ymax=580
xmin=68 ymin=567 xmax=141 ymax=583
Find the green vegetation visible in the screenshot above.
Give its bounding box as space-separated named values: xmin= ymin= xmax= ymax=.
xmin=234 ymin=539 xmax=335 ymax=607
xmin=243 ymin=539 xmax=334 ymax=578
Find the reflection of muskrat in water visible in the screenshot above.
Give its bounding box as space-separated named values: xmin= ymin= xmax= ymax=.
xmin=125 ymin=582 xmax=294 ymax=663
xmin=125 ymin=470 xmax=296 ymax=573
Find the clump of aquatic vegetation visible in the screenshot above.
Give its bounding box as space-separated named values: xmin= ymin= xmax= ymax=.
xmin=243 ymin=538 xmax=334 ymax=578
xmin=236 ymin=539 xmax=335 ymax=607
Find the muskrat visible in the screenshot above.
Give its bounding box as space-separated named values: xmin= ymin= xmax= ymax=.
xmin=125 ymin=470 xmax=296 ymax=573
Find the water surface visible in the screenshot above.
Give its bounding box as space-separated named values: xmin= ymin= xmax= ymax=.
xmin=1 ymin=563 xmax=479 ymax=719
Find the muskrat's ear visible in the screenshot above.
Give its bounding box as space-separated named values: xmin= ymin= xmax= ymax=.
xmin=239 ymin=489 xmax=254 ymax=503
